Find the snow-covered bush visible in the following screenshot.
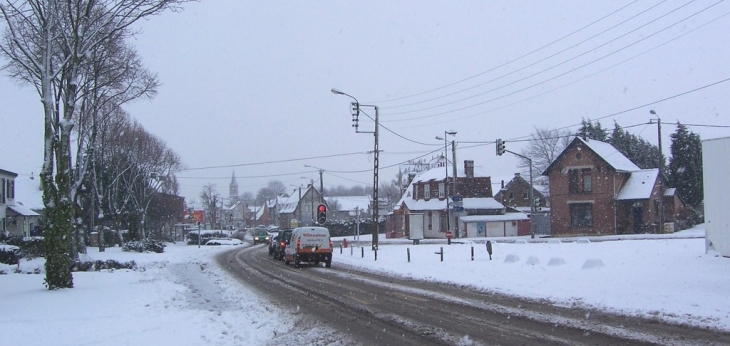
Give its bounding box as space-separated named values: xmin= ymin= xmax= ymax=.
xmin=122 ymin=238 xmax=165 ymax=253
xmin=0 ymin=244 xmax=21 ymax=265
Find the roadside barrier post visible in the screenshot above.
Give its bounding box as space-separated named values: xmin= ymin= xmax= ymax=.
xmin=340 ymin=244 xmax=342 ymax=254
xmin=361 ymin=247 xmax=364 ymax=258
xmin=375 ymin=249 xmax=377 ymax=261
xmin=471 ymin=246 xmax=474 ymax=261
xmin=407 ymin=248 xmax=410 ymax=263
xmin=486 ymin=241 xmax=493 ymax=260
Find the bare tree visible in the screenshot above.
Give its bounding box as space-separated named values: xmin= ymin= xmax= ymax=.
xmin=0 ymin=0 xmax=191 ymax=289
xmin=518 ymin=127 xmax=572 ymax=186
xmin=200 ymin=184 xmax=220 ymax=228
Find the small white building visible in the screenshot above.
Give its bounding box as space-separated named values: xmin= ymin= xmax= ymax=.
xmin=703 ymin=136 xmax=730 ymax=257
xmin=1 ymin=168 xmax=42 ymax=237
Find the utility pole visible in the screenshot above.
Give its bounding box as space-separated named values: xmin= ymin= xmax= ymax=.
xmin=451 ymin=139 xmax=458 ymax=238
xmin=318 ymin=169 xmax=324 ymax=203
xmin=650 ymin=110 xmax=664 ymax=233
xmin=332 ymin=88 xmax=380 ymax=250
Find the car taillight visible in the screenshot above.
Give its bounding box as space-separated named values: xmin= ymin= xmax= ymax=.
xmin=280 ymin=241 xmax=285 ymax=248
xmin=296 ymin=238 xmax=301 ymax=251
xmin=329 ymin=238 xmax=333 ymax=249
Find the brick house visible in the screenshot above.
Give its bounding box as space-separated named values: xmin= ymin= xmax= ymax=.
xmin=493 ymin=173 xmax=548 ymax=211
xmin=543 ymin=137 xmax=684 ymax=236
xmin=386 ymin=159 xmax=531 ymax=239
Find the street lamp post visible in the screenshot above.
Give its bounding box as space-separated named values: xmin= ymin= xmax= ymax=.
xmin=332 ymin=88 xmax=380 ymax=250
xmin=435 ymin=131 xmax=456 ymax=236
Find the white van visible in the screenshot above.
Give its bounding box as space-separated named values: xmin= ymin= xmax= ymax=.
xmin=283 ymin=226 xmax=333 ymax=268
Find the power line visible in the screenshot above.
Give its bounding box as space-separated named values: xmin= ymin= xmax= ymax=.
xmin=379 ymin=0 xmax=667 ymax=111
xmin=367 ymin=1 xmax=641 ymax=104
xmin=381 ymin=1 xmax=721 ymax=120
xmin=383 ymin=7 xmax=730 ymax=129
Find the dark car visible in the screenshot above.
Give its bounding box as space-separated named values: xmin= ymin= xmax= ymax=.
xmin=251 ymin=229 xmax=270 ymax=245
xmin=272 ymin=229 xmax=293 ymax=261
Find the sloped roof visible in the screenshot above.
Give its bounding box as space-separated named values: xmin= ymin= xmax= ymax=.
xmin=544 ymin=137 xmax=640 ymax=175
xmin=411 ymin=163 xmax=488 ymax=184
xmin=13 ymin=176 xmax=43 ymax=210
xmin=616 ymin=169 xmax=659 ymax=200
xmin=400 ymin=197 xmax=503 ymax=212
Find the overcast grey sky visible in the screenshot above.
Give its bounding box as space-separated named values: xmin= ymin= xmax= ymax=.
xmin=2 ymin=0 xmax=729 ymax=204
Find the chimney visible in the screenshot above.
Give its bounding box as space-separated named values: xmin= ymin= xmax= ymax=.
xmin=514 ymin=172 xmax=520 ymax=177
xmin=464 ymin=160 xmax=474 ymax=178
xmin=407 ymin=173 xmax=416 ymax=186
xmin=501 ymin=180 xmax=504 ymax=189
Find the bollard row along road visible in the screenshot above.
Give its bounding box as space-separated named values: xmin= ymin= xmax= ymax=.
xmin=217 ymin=244 xmax=730 ymax=346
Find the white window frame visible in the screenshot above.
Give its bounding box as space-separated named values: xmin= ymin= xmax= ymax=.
xmin=424 ymin=184 xmax=431 ymax=199
xmin=438 ymin=183 xmax=445 ymax=198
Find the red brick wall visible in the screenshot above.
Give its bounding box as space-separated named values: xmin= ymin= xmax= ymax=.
xmin=547 ymin=142 xmax=630 ymax=236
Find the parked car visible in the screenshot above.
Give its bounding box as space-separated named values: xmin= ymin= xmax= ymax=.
xmin=272 ymin=229 xmax=293 ymax=261
xmin=283 ymin=227 xmax=332 ymax=268
xmin=251 ymin=229 xmax=270 ymax=245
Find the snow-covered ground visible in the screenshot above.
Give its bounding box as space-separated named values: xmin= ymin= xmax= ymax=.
xmin=1 ymin=225 xmax=728 ymax=346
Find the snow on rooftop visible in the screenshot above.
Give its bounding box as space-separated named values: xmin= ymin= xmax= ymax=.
xmin=579 ymin=137 xmax=640 ymax=172
xmin=616 ymin=169 xmax=659 ymax=200
xmin=13 ymin=175 xmax=43 ymax=210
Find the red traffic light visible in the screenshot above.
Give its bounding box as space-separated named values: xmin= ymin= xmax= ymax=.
xmin=317 ymin=204 xmax=327 ymax=224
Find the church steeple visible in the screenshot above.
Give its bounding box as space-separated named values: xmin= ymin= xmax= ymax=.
xmin=229 ymin=171 xmax=239 ymax=201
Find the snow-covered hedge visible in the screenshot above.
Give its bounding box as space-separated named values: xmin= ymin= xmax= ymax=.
xmin=122 ymin=239 xmax=165 ymax=253
xmin=73 ymin=259 xmax=137 ymax=272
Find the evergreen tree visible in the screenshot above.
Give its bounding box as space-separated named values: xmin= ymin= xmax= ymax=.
xmin=608 ymin=121 xmax=665 ymax=170
xmin=668 ymin=123 xmax=703 ymax=207
xmin=577 ymin=118 xmax=609 ymax=141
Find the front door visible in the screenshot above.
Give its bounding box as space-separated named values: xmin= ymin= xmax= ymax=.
xmin=477 ymin=222 xmax=485 ymax=237
xmin=632 ymin=206 xmax=643 ymax=233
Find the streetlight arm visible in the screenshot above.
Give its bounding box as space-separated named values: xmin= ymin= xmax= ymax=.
xmin=331 ymin=88 xmax=358 ymax=104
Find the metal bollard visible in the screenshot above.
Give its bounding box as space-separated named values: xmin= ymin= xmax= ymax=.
xmin=350 ymin=245 xmax=353 ymax=256
xmin=375 ymin=249 xmax=377 ymax=261
xmin=440 ymin=247 xmax=444 ymax=262
xmin=340 ymin=244 xmax=342 ymax=254
xmin=407 ymin=248 xmax=410 ymax=262
xmin=471 ymin=246 xmax=474 ymax=261
xmin=361 ymin=247 xmax=364 ymax=258
xmin=486 ymin=240 xmax=493 ymax=260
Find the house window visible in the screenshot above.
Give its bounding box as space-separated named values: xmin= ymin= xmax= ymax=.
xmin=438 ymin=183 xmax=445 ymax=198
xmin=569 ymin=168 xmax=592 ymax=194
xmin=570 ymin=203 xmax=593 ymax=227
xmin=569 ymin=169 xmax=579 ymax=194
xmin=413 ymin=185 xmax=419 ymax=200
xmin=582 ymin=169 xmax=592 ymax=192
xmin=508 ymin=192 xmax=514 ymax=200
xmin=427 ymin=211 xmax=433 ymax=230
xmin=523 ymin=192 xmax=528 ymax=199
xmin=424 ymin=184 xmax=431 ymax=199
xmin=1 ymin=178 xmax=5 ymax=204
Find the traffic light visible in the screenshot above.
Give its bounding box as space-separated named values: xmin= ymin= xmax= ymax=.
xmin=496 ymin=139 xmax=506 ymax=156
xmin=317 ymin=204 xmax=327 ymax=224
